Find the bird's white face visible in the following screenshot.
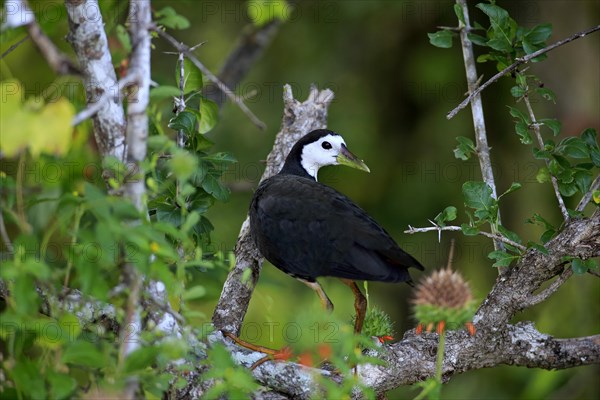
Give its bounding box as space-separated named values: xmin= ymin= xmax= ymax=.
xmin=300 ymin=134 xmax=347 ymax=180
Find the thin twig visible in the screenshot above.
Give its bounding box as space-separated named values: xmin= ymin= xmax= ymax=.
xmin=153 ymin=27 xmax=267 ymax=130
xmin=521 ymin=267 xmax=573 ymax=308
xmin=523 ymin=94 xmax=570 ymax=222
xmin=588 ymin=269 xmax=600 ymax=278
xmin=404 ymin=224 xmax=527 ymax=252
xmin=0 ymin=212 xmax=14 ymax=253
xmin=576 ymin=175 xmax=600 ymax=212
xmin=0 ymin=35 xmax=30 ymax=60
xmin=448 ymin=24 xmax=600 ymax=120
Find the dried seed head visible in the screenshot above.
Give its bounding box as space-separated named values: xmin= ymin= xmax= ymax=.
xmin=412 ymin=268 xmax=476 ymax=330
xmin=413 ymin=267 xmax=473 ymax=309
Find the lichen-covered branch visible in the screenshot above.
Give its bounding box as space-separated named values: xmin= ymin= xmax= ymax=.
xmin=212 ymin=84 xmax=335 ymax=335
xmin=65 ymin=0 xmax=126 ymax=161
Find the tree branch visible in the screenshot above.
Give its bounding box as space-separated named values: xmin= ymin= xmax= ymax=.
xmin=447 ymin=24 xmax=600 ymax=120
xmin=577 ymin=174 xmax=600 ymax=212
xmin=212 ymin=84 xmax=335 ymax=335
xmin=153 ymin=28 xmax=267 ymax=130
xmin=204 ymin=20 xmax=281 ymax=108
xmin=404 ymin=224 xmax=526 ymax=251
xmin=65 ymin=0 xmax=127 ymax=161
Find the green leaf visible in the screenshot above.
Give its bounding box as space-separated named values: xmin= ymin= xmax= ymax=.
xmin=434 ymin=206 xmax=457 ymax=226
xmin=539 ymin=118 xmax=561 ymax=136
xmin=574 ymin=169 xmax=592 ymax=193
xmin=515 ymin=121 xmax=532 ymax=144
xmin=462 ymin=181 xmax=495 ymax=211
xmin=507 ymin=106 xmax=529 ymax=124
xmin=454 ymin=136 xmax=476 ymax=160
xmin=115 ymin=24 xmax=132 ymax=53
xmin=527 ymin=241 xmax=549 ymax=255
xmin=536 ymin=166 xmax=550 ymax=183
xmin=488 ymin=250 xmax=519 ymax=268
xmin=247 ymin=0 xmax=289 ymax=27
xmin=176 ymin=58 xmax=203 ymax=94
xmin=510 ymin=86 xmax=526 ymax=98
xmin=460 ymin=224 xmax=479 ymax=236
xmin=199 ymin=98 xmax=219 ymax=134
xmin=155 ymin=6 xmax=190 ymax=29
xmin=169 ymin=151 xmax=198 ymax=181
xmin=558 ymin=137 xmax=589 ymax=159
xmin=201 ymin=174 xmax=230 ymax=202
xmin=453 ymin=3 xmax=465 ymax=24
xmin=525 ymin=23 xmax=552 ymax=44
xmin=168 ymin=110 xmax=198 ymax=135
xmin=61 ymin=340 xmax=106 ymax=367
xmin=467 ymin=32 xmax=488 ymax=46
xmin=499 ymin=182 xmax=522 ymax=199
xmin=200 ymin=152 xmax=237 ymax=165
xmin=183 ymin=285 xmax=207 ymax=300
xmin=427 ymin=30 xmax=454 ymax=48
xmin=150 ymin=85 xmax=182 ymax=100
xmin=581 ymin=128 xmax=598 ymax=147
xmin=124 ymin=346 xmax=161 ymax=373
xmin=535 ymin=87 xmax=556 ymax=102
xmin=571 ymin=258 xmax=596 ymax=274
xmin=47 ymin=371 xmax=77 ymax=400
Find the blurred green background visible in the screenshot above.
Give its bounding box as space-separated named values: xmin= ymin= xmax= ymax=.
xmin=2 ymin=0 xmax=598 ymax=398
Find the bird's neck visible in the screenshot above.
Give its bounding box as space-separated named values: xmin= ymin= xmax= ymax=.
xmin=279 ymin=157 xmax=318 ymax=181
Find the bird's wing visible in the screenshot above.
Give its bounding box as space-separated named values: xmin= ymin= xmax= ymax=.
xmin=251 ymin=176 xmax=423 ymax=282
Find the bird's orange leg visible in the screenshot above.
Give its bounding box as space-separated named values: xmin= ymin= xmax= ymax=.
xmin=340 ymin=279 xmax=367 ymax=334
xmin=299 ymin=278 xmax=334 ymax=312
xmin=222 ymin=331 xmax=293 ymax=370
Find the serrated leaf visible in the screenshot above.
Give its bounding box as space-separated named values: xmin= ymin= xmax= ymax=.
xmin=536 ymin=166 xmax=550 ymax=183
xmin=488 ymin=250 xmax=518 ymax=268
xmin=428 ymin=30 xmax=454 ymax=48
xmin=527 ymin=241 xmax=549 ymax=255
xmin=507 ymin=106 xmax=529 ymax=124
xmin=463 ymin=181 xmax=495 ymax=211
xmin=581 ymin=128 xmax=598 ymax=147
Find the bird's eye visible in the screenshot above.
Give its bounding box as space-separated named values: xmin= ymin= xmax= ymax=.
xmin=322 ymin=141 xmax=332 ymax=150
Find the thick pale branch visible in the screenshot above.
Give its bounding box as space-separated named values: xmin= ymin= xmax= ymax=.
xmin=65 ymin=0 xmax=126 ymax=161
xmin=456 ymin=0 xmax=505 ymax=257
xmin=212 ymin=84 xmax=335 ymax=335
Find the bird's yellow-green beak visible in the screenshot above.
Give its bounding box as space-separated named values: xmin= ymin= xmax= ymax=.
xmin=337 ymin=144 xmax=370 ymax=173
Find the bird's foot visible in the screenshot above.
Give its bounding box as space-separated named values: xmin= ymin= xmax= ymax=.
xmin=222 ymin=331 xmax=294 ymax=370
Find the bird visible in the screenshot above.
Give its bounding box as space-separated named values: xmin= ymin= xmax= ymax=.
xmin=249 ymin=129 xmax=425 ymax=334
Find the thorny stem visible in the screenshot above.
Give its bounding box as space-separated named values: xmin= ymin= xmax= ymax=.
xmin=448 ymin=24 xmax=600 ymax=119
xmin=522 ymin=93 xmax=570 ymax=222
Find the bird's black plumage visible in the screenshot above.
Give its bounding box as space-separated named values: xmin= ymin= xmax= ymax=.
xmin=249 ymin=129 xmax=424 ymax=285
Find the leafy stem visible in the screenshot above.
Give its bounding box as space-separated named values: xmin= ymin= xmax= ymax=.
xmin=522 ymin=92 xmax=570 ymax=221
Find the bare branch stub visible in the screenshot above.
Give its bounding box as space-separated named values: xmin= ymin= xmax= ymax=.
xmin=212 ymin=84 xmax=335 ymax=335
